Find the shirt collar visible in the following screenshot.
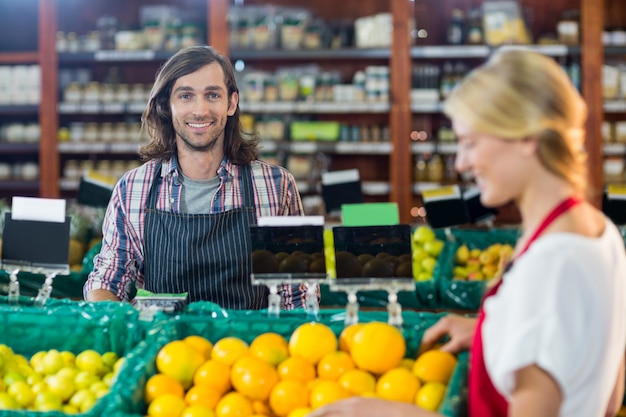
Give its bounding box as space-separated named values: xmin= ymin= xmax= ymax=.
xmin=162 ymin=155 xmax=233 ymax=178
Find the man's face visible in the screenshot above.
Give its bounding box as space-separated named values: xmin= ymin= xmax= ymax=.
xmin=169 ymin=62 xmax=238 ymax=153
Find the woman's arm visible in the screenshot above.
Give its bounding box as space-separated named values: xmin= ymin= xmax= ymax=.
xmin=605 ymin=355 xmax=625 ymax=417
xmin=509 ymin=365 xmax=562 ymax=417
xmin=307 ymin=397 xmax=441 ymax=417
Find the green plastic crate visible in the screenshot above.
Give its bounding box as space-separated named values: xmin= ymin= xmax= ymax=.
xmin=435 ymin=228 xmax=520 ymax=311
xmin=0 ymin=300 xmax=144 ymax=417
xmin=114 ymin=307 xmax=467 ymax=416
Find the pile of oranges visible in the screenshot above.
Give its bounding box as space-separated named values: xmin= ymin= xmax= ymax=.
xmin=145 ymin=321 xmax=458 ymax=417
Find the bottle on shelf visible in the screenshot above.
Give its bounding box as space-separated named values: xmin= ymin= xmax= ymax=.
xmin=446 ymin=9 xmax=465 ymax=45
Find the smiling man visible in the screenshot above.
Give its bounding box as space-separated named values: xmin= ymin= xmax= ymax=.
xmin=84 ymin=45 xmax=308 ymax=310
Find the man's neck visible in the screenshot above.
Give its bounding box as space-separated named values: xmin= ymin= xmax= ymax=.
xmin=177 ymin=149 xmax=224 ymax=180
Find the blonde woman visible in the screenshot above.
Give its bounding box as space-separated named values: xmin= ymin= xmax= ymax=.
xmin=310 ymin=49 xmax=626 ymax=417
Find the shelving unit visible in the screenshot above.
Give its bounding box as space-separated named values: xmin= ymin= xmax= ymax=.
xmin=0 ymin=0 xmax=608 ymax=223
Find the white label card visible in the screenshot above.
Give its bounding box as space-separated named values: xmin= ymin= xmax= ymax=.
xmin=12 ymin=197 xmax=66 ymax=223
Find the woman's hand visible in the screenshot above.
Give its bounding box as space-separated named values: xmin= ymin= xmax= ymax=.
xmin=420 ymin=315 xmax=477 ymax=353
xmin=307 ymin=397 xmax=440 ymax=417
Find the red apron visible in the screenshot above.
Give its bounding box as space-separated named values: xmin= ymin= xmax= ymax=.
xmin=468 ymin=196 xmax=581 ymax=417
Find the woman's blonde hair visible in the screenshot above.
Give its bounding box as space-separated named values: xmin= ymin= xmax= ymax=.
xmin=443 ymin=48 xmax=588 ymax=194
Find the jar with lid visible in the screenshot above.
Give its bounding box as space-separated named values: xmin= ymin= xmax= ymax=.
xmin=84 ymin=31 xmax=102 ymax=52
xmin=112 ymin=160 xmax=127 ymax=178
xmin=557 ymin=10 xmax=580 ymax=46
xmin=165 ymin=21 xmax=182 ymax=51
xmin=83 ymin=82 xmax=101 ymax=103
xmin=100 ymin=84 xmax=116 ymax=103
xmin=100 ymin=122 xmax=114 ymax=142
xmin=56 ymin=31 xmax=67 ymax=52
xmin=131 ymin=84 xmax=145 ymax=102
xmin=64 ymin=82 xmax=82 ymax=103
xmin=113 ymin=123 xmax=129 ymax=142
xmin=181 ymin=24 xmax=202 ymax=49
xmin=84 ymin=123 xmax=99 ymax=142
xmin=64 ymin=160 xmax=80 ymax=180
xmin=69 ymin=122 xmax=85 ymax=142
xmin=115 ymin=84 xmax=130 ymax=103
xmin=426 ymin=154 xmax=444 ymax=182
xmin=97 ymin=160 xmax=112 ymax=176
xmin=66 ymin=32 xmax=80 ymax=53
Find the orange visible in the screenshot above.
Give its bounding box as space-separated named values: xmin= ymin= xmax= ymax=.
xmin=350 ymin=321 xmax=406 ymax=374
xmin=287 ymin=407 xmax=313 ymax=417
xmin=338 ymin=323 xmax=364 ymax=353
xmin=251 ymin=400 xmax=272 ymax=416
xmin=181 ymin=404 xmax=217 ymax=417
xmin=147 ymin=393 xmax=187 ymax=417
xmin=415 ymin=382 xmax=447 ymax=411
xmin=269 ymin=380 xmax=309 ymax=416
xmin=185 ymin=385 xmax=221 ymax=410
xmin=316 ymin=351 xmax=355 ymax=381
xmin=193 ymin=359 xmax=232 ymax=395
xmin=288 ymin=323 xmax=337 ymax=365
xmin=337 ymin=369 xmax=376 ymax=395
xmin=184 ymin=336 xmax=214 ymax=360
xmin=376 ymin=367 xmax=420 ymax=403
xmin=230 ymin=356 xmax=279 ymax=401
xmin=215 ymin=392 xmax=253 ymax=417
xmin=277 ymin=356 xmax=316 ymax=384
xmin=211 ymin=337 xmax=249 ymax=366
xmin=144 ymin=373 xmax=185 ymax=404
xmin=399 ymin=358 xmax=415 ymax=371
xmin=156 ymin=341 xmax=205 ymax=389
xmin=309 ymin=380 xmax=351 ymax=409
xmin=249 ymin=333 xmax=289 ymax=367
xmin=412 ymin=350 xmax=457 ymax=384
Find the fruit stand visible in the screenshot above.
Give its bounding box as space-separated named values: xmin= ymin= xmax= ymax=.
xmin=0 ymin=217 xmax=533 ymax=417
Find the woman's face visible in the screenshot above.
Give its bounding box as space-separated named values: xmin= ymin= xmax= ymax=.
xmin=453 ymin=119 xmax=531 ymax=207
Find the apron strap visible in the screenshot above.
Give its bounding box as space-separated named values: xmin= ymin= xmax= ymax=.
xmin=146 ymin=162 xmax=163 ymax=210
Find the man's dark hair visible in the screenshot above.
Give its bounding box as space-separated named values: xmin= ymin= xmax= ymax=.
xmin=139 ymin=45 xmax=259 ymax=164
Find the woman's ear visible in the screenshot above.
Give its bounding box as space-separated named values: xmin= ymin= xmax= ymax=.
xmin=520 ymin=136 xmax=539 ymax=156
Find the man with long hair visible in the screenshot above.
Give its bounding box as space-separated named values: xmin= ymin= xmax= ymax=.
xmin=84 ymin=46 xmax=308 ymax=309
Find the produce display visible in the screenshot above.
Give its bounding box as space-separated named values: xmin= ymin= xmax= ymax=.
xmin=452 ymin=242 xmax=514 ymax=281
xmin=0 ymin=346 xmax=123 ymax=413
xmin=144 ymin=321 xmax=459 ymax=417
xmin=411 ymin=225 xmax=445 ymax=281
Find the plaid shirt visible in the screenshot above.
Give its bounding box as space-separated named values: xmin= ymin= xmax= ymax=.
xmin=84 ymin=156 xmax=308 ymax=308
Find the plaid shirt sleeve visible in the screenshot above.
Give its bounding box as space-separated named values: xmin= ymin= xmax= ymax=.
xmin=83 ymin=164 xmax=154 ymax=300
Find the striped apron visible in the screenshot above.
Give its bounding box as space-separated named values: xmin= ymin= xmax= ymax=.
xmin=142 ymin=163 xmax=268 ymax=309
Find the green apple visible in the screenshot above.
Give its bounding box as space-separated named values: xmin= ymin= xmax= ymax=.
xmin=423 ymin=239 xmax=444 ymax=257
xmin=453 ymin=266 xmax=468 ymax=279
xmin=416 ymin=272 xmax=432 ymax=281
xmin=421 ymin=256 xmax=437 ymax=273
xmin=412 ymin=247 xmax=429 ymax=263
xmin=413 ymin=225 xmax=435 ymax=244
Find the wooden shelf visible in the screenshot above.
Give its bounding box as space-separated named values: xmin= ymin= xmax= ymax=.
xmin=231 ymin=48 xmax=391 ymax=60
xmin=0 ymin=52 xmax=38 ymax=64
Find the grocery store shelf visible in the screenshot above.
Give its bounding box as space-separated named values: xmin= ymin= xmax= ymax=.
xmin=58 ymin=50 xmax=173 ymax=63
xmin=412 ymin=142 xmax=458 ymax=154
xmin=411 ymin=102 xmax=442 ymax=113
xmin=58 ymin=102 xmax=146 ymax=115
xmin=409 ymin=44 xmax=575 ymax=59
xmin=240 ymin=101 xmax=389 ymax=114
xmin=59 ymin=178 xmax=79 ymax=191
xmin=58 ymin=142 xmax=142 ymax=154
xmin=259 ymin=141 xmax=393 ymax=155
xmin=604 ymin=101 xmax=626 ymax=113
xmin=0 ymin=52 xmax=39 ymax=64
xmin=0 ymin=143 xmax=39 ymax=153
xmin=604 ymin=143 xmax=626 ymax=155
xmin=0 ymin=105 xmax=39 ymax=115
xmin=0 ymin=180 xmax=39 ymax=191
xmin=230 ymin=48 xmax=391 ymax=60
